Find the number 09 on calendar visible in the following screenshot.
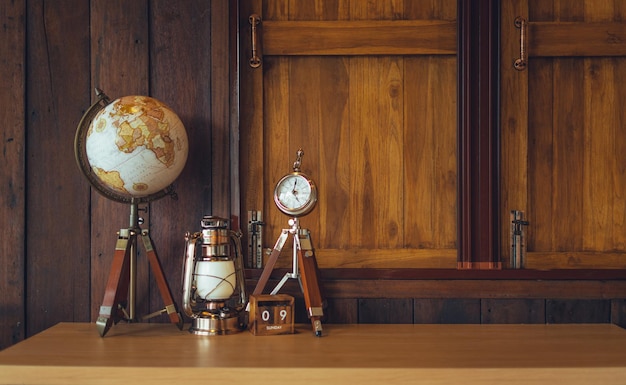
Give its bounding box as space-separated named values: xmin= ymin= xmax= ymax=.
xmin=248 ymin=294 xmax=295 ymax=336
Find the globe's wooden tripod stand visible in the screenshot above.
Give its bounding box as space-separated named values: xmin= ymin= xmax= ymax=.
xmin=252 ymin=217 xmax=324 ymax=336
xmin=96 ymin=200 xmax=183 ymax=337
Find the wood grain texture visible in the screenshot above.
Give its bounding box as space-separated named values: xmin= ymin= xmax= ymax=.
xmin=25 ymin=0 xmax=91 ymax=336
xmin=502 ymin=0 xmax=626 ymax=268
xmin=499 ymin=0 xmax=529 ymax=261
xmin=89 ymin=0 xmax=151 ymax=323
xmin=324 ymin=298 xmax=358 ymax=323
xmin=262 ymin=20 xmax=457 ymax=55
xmin=4 ymin=323 xmax=626 ymax=384
xmin=148 ymin=0 xmax=215 ymax=318
xmin=414 ymin=298 xmax=481 ymax=323
xmin=0 ymin=0 xmax=26 ymax=350
xmin=358 ymin=298 xmax=413 ymax=323
xmin=526 ymin=252 xmax=626 ymax=269
xmin=317 ymin=278 xmax=626 ymax=299
xmin=530 ymin=22 xmax=626 ymax=57
xmin=546 ymin=299 xmax=611 ymax=323
xmin=481 ymin=298 xmax=545 ymax=324
xmin=244 ymin=0 xmax=458 ymax=268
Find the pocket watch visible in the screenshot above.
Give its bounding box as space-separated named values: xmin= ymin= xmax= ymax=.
xmin=273 ymin=149 xmax=317 ymax=217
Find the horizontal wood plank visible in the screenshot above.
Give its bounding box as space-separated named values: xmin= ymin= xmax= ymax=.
xmin=530 ymin=22 xmax=626 ymax=57
xmin=251 ymin=277 xmax=626 ymax=299
xmin=267 ymin=248 xmax=458 ymax=269
xmin=526 ymin=252 xmax=626 ymax=269
xmin=262 ymin=20 xmax=457 ymax=55
xmin=265 ymin=249 xmax=626 ymax=270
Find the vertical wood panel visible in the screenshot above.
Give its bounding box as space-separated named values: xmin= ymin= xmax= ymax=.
xmin=262 ymin=2 xmax=289 ymax=254
xmin=318 ymin=57 xmax=351 ymax=249
xmin=26 ymin=0 xmax=91 ymax=335
xmin=239 ymin=0 xmax=264 ymax=267
xmin=582 ymin=2 xmax=622 ymax=254
xmin=614 ymin=60 xmax=626 ymax=252
xmin=414 ymin=299 xmax=481 ymax=323
xmin=499 ymin=0 xmax=528 ymax=262
xmin=348 ymin=57 xmax=376 ymax=248
xmin=90 ymin=0 xmax=151 ymax=321
xmin=527 ymin=58 xmax=553 ymax=251
xmin=546 ymin=299 xmax=611 ymax=323
xmin=289 ymin=2 xmax=332 ymax=247
xmin=211 ymin=0 xmax=234 ymax=219
xmin=378 ymin=56 xmax=404 ymax=248
xmin=0 ymin=0 xmax=26 ymax=350
xmin=405 ymin=57 xmax=436 ymax=248
xmin=551 ymin=61 xmax=585 ymax=251
xmin=610 ymin=299 xmax=626 ymax=328
xmin=289 ymin=56 xmax=322 ymax=233
xmin=349 ymin=56 xmax=405 ymax=248
xmin=325 ymin=298 xmax=358 ymax=323
xmin=359 ymin=298 xmax=413 ymax=323
xmin=263 ymin=55 xmax=290 ymax=255
xmin=404 ymin=56 xmax=456 ymax=249
xmin=481 ymin=299 xmax=545 ymax=324
xmin=523 ymin=1 xmax=626 ymax=261
xmin=583 ymin=57 xmax=615 ymax=251
xmin=347 ymin=2 xmax=404 ymax=250
xmin=149 ymin=0 xmax=214 ymax=316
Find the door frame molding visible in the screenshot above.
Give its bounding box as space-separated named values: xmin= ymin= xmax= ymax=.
xmin=457 ymin=0 xmax=501 ymax=269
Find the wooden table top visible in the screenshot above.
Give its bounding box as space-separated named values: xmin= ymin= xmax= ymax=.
xmin=1 ymin=322 xmax=626 ymax=384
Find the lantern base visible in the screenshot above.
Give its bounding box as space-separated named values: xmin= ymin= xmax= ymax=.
xmin=189 ymin=313 xmax=244 ymax=335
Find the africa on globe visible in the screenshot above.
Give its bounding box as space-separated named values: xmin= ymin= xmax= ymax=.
xmin=85 ymin=95 xmax=188 ymax=200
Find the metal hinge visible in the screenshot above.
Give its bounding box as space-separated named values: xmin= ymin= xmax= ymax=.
xmin=510 ymin=210 xmax=529 ymax=269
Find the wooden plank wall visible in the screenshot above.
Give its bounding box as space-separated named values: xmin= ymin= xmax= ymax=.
xmin=0 ymin=0 xmax=26 ymax=349
xmin=1 ymin=0 xmax=626 ymax=352
xmin=0 ymin=1 xmax=235 ymax=350
xmin=247 ymin=268 xmax=626 ymax=326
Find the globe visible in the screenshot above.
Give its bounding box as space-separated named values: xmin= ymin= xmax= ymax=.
xmin=82 ymin=95 xmax=188 ymax=202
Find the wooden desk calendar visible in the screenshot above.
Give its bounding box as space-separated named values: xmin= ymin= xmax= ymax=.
xmin=248 ymin=294 xmax=294 ymax=335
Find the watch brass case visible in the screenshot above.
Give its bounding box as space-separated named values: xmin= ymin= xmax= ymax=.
xmin=273 ymin=172 xmax=318 ymax=217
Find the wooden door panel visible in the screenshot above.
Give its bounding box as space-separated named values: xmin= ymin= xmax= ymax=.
xmin=501 ymin=0 xmax=626 ymax=269
xmin=241 ymin=0 xmax=457 ymax=269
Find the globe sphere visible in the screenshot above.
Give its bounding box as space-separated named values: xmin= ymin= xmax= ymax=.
xmin=85 ymin=95 xmax=188 ymax=200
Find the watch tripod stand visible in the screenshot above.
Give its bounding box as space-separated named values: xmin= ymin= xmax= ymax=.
xmin=252 ymin=217 xmax=324 ymax=336
xmin=96 ymin=200 xmax=183 ymax=337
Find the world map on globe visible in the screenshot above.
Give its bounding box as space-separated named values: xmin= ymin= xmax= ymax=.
xmin=85 ymin=95 xmax=188 ymax=199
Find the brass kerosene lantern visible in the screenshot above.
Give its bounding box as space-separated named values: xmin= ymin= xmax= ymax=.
xmin=182 ymin=215 xmax=247 ymax=335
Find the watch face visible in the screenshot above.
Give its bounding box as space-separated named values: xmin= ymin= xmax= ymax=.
xmin=274 ymin=173 xmax=317 ymax=216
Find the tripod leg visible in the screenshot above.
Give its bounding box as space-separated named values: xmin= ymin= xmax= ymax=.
xmin=297 ymin=229 xmax=324 ymax=337
xmin=140 ymin=230 xmax=184 ymax=330
xmin=252 ymin=229 xmax=289 ymax=296
xmin=96 ymin=233 xmax=132 ymax=337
